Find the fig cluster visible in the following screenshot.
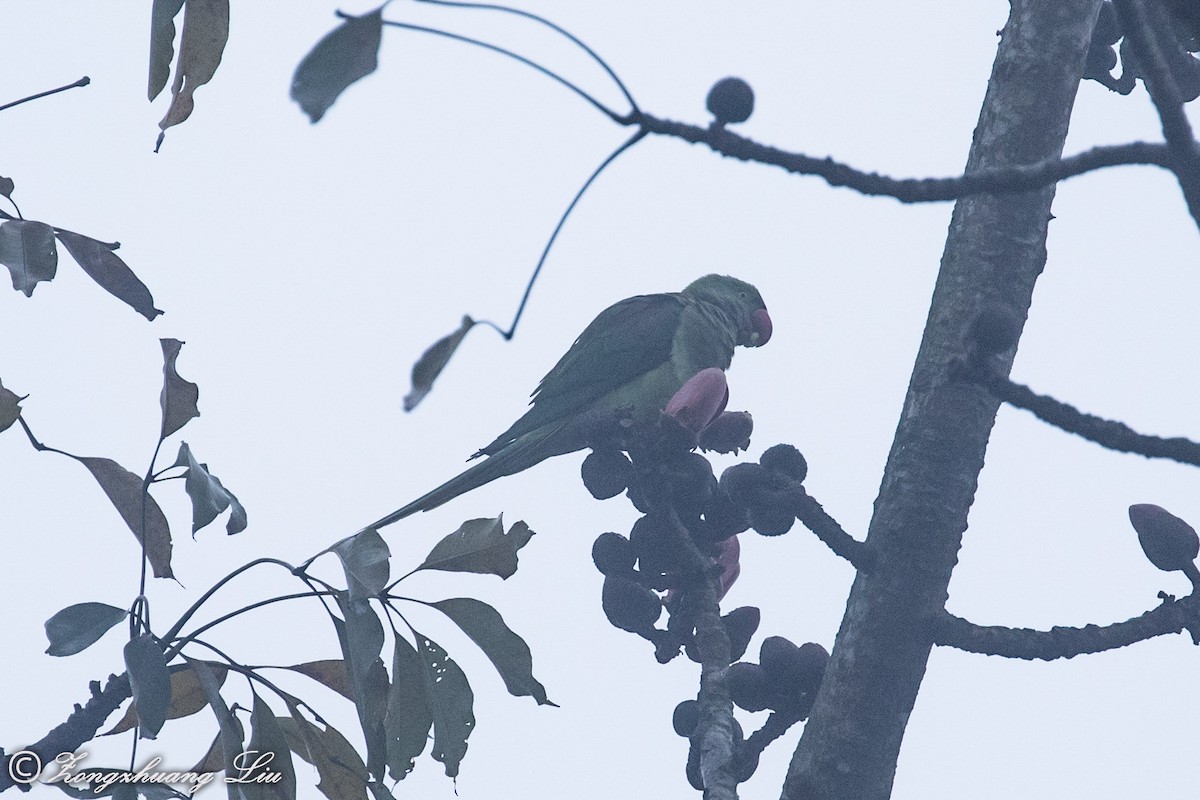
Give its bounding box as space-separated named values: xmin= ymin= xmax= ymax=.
xmin=726 ymin=637 xmax=829 ymax=718
xmin=584 ymin=414 xmax=808 ymax=654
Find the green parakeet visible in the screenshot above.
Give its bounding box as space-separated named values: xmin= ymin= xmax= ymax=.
xmin=371 ymin=274 xmax=771 ymax=528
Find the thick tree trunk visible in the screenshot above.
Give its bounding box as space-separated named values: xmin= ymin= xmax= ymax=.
xmin=782 ymin=2 xmax=1103 ymax=798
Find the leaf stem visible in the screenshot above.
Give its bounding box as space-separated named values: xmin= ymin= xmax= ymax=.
xmin=0 ymin=76 xmax=90 ymax=114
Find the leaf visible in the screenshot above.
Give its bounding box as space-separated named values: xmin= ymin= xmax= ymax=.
xmin=416 ymin=517 xmax=534 ymax=579
xmin=104 ymin=661 xmax=227 ymax=735
xmin=172 ymin=442 xmax=248 ymax=535
xmin=56 ymin=228 xmax=163 ymax=320
xmin=160 ymin=338 xmax=200 ymax=439
xmin=290 ymin=7 xmax=384 ymax=123
xmin=327 ymin=529 xmax=390 ymax=603
xmin=0 ymin=175 xmax=14 ymax=199
xmin=75 ymin=456 xmax=173 ymax=579
xmin=283 ymin=659 xmax=353 ymax=701
xmin=412 ymin=630 xmax=474 ymax=778
xmin=431 ymin=597 xmax=552 ymax=705
xmin=246 ymin=695 xmax=297 ymax=800
xmin=186 ymin=656 xmax=244 ymax=780
xmin=148 ymin=0 xmax=187 ymax=100
xmin=333 ymin=594 xmax=388 ymax=781
xmin=0 ymin=380 xmax=21 ymax=433
xmin=0 ymin=219 xmax=57 ymax=296
xmin=384 ymin=635 xmax=432 ymax=781
xmin=156 ymin=0 xmax=230 ymax=148
xmin=279 ymin=705 xmax=369 ymax=800
xmin=404 ymin=316 xmax=476 ymax=412
xmin=124 ymin=633 xmax=171 ymax=739
xmin=44 ymin=602 xmax=127 ymax=657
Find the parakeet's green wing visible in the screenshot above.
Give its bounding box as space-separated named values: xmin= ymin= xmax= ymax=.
xmin=475 ymin=292 xmax=686 ymax=456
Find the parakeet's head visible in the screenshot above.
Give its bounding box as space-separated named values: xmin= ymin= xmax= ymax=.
xmin=683 ymin=274 xmax=773 ymax=347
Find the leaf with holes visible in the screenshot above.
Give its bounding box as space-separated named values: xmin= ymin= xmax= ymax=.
xmin=412 ymin=630 xmax=474 ymax=778
xmin=416 ymin=517 xmax=533 ymax=579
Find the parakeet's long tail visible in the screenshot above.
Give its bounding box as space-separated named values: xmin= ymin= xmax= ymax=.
xmin=367 ymin=422 xmax=574 ymax=530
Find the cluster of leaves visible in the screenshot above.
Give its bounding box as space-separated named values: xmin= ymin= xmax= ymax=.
xmin=6 ymin=339 xmax=242 ymax=580
xmin=40 ymin=516 xmax=550 ymax=799
xmin=0 ymin=176 xmax=161 ymax=320
xmin=1085 ymin=0 xmax=1200 ymax=99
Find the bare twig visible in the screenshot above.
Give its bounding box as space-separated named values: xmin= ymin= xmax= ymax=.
xmin=0 ymin=76 xmax=90 ymax=114
xmin=933 ymin=594 xmax=1200 ymax=659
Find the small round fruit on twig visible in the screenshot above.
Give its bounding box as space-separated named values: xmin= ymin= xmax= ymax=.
xmin=706 ymin=77 xmax=755 ymax=125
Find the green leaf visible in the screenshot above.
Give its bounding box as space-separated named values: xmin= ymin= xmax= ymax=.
xmin=44 ymin=602 xmax=127 ymax=657
xmin=159 ymin=338 xmax=200 ymax=439
xmin=384 ymin=635 xmax=431 ymax=781
xmin=431 ymin=597 xmax=553 ymax=706
xmin=186 ymin=656 xmax=244 ymax=782
xmin=412 ymin=630 xmax=474 ymax=778
xmin=56 ymin=228 xmax=163 ymax=320
xmin=417 ymin=517 xmax=534 ymax=579
xmin=327 ymin=529 xmax=390 ymax=603
xmin=279 ymin=704 xmax=369 ymax=800
xmin=282 ymin=659 xmax=353 ymax=701
xmin=104 ymin=661 xmax=227 ymax=735
xmin=404 ymin=316 xmax=476 ymax=412
xmin=333 ymin=594 xmax=388 ymax=781
xmin=245 ymin=694 xmax=297 ymax=800
xmin=75 ymin=455 xmax=173 ymax=579
xmin=124 ymin=633 xmax=171 ymax=739
xmin=156 ymin=0 xmax=230 ymax=148
xmin=0 ymin=380 xmax=22 ymax=434
xmin=0 ymin=175 xmax=14 ymax=199
xmin=0 ymin=219 xmax=57 ymax=297
xmin=290 ymin=7 xmax=384 ymax=123
xmin=173 ymin=442 xmax=248 ymax=535
xmin=148 ymin=0 xmax=186 ymax=100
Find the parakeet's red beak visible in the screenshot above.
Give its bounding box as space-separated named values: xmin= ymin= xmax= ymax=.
xmin=743 ymin=308 xmax=772 ymax=347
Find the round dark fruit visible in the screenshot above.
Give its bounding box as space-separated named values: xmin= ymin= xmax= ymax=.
xmin=760 ymin=444 xmax=807 ymax=483
xmin=706 ymin=77 xmax=755 ymax=125
xmin=591 ymin=532 xmax=635 ymax=576
xmin=698 ymin=411 xmax=754 ymax=454
xmin=759 ymin=636 xmax=803 ymax=685
xmin=630 ymin=514 xmax=677 ymax=574
xmin=731 ymin=745 xmax=760 ymax=783
xmin=719 ymin=463 xmax=772 ymax=508
xmin=723 ymin=606 xmax=761 ymax=662
xmin=581 ymin=448 xmax=632 ymax=500
xmin=725 ymin=662 xmax=770 ymax=712
xmin=667 ymin=452 xmax=718 ymax=517
xmin=672 ymin=699 xmax=699 ymax=737
xmin=794 ymin=642 xmax=830 ymax=694
xmin=749 ymin=498 xmax=795 ymax=537
xmin=602 ymin=575 xmax=661 ymax=633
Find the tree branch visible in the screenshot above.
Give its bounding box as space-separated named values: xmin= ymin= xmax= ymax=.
xmin=933 ymin=594 xmax=1200 ymax=659
xmin=783 ymin=2 xmax=1102 ymax=797
xmin=984 ymin=373 xmax=1200 ymax=467
xmin=1113 ymin=0 xmax=1200 ymax=228
xmin=790 ymin=485 xmax=874 ymax=571
xmin=632 ymin=112 xmax=1172 ymax=203
xmin=0 ymin=674 xmax=130 ymax=793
